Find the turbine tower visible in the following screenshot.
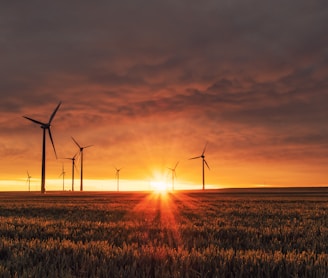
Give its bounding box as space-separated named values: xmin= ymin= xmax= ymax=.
xmin=189 ymin=143 xmax=210 ymax=190
xmin=115 ymin=167 xmax=121 ymax=192
xmin=59 ymin=164 xmax=66 ymax=191
xmin=72 ymin=137 xmax=93 ymax=191
xmin=23 ymin=102 xmax=61 ymax=194
xmin=168 ymin=161 xmax=179 ymax=191
xmin=26 ymin=171 xmax=32 ymax=192
xmin=64 ymin=153 xmax=77 ymax=191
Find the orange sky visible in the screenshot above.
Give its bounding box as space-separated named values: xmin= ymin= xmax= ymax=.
xmin=1 ymin=1 xmax=328 ymax=191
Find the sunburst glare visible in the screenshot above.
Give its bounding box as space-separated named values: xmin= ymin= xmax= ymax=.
xmin=151 ymin=180 xmax=167 ymax=193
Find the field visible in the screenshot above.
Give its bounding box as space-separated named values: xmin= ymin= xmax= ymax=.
xmin=0 ymin=188 xmax=328 ymax=277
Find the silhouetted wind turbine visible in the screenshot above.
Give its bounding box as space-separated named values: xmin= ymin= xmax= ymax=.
xmin=189 ymin=143 xmax=210 ymax=190
xmin=115 ymin=167 xmax=122 ymax=192
xmin=59 ymin=164 xmax=66 ymax=191
xmin=64 ymin=153 xmax=77 ymax=191
xmin=23 ymin=102 xmax=61 ymax=193
xmin=26 ymin=171 xmax=32 ymax=192
xmin=72 ymin=137 xmax=93 ymax=191
xmin=168 ymin=161 xmax=179 ymax=191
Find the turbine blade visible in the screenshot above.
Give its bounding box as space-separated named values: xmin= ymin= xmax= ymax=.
xmin=65 ymin=152 xmax=79 ymax=160
xmin=189 ymin=156 xmax=201 ymax=160
xmin=23 ymin=116 xmax=45 ymax=126
xmin=83 ymin=145 xmax=93 ymax=149
xmin=71 ymin=137 xmax=81 ymax=148
xmin=48 ymin=101 xmax=61 ymax=124
xmin=204 ymin=159 xmax=210 ymax=170
xmin=202 ymin=142 xmax=208 ymax=156
xmin=174 ymin=161 xmax=179 ymax=170
xmin=75 ymin=153 xmax=81 ymax=170
xmin=48 ymin=128 xmax=57 ymax=159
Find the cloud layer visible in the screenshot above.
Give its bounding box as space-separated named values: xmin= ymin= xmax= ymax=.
xmin=1 ymin=1 xmax=328 ymax=188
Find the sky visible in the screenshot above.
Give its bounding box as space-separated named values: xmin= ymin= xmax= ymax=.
xmin=1 ymin=1 xmax=328 ymax=191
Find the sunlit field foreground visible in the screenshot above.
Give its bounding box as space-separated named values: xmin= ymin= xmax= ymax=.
xmin=0 ymin=188 xmax=328 ymax=277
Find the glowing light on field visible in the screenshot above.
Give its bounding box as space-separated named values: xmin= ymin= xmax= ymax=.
xmin=129 ymin=189 xmax=182 ymax=248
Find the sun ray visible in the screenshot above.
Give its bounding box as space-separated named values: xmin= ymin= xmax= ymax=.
xmin=159 ymin=193 xmax=182 ymax=248
xmin=124 ymin=192 xmax=183 ymax=248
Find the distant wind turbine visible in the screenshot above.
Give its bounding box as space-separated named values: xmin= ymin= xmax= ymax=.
xmin=189 ymin=143 xmax=210 ymax=190
xmin=72 ymin=137 xmax=93 ymax=191
xmin=59 ymin=164 xmax=66 ymax=191
xmin=26 ymin=171 xmax=32 ymax=192
xmin=23 ymin=102 xmax=61 ymax=193
xmin=115 ymin=167 xmax=122 ymax=192
xmin=168 ymin=161 xmax=179 ymax=191
xmin=64 ymin=153 xmax=77 ymax=191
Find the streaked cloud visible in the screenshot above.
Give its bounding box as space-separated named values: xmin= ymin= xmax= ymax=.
xmin=1 ymin=1 xmax=327 ymax=188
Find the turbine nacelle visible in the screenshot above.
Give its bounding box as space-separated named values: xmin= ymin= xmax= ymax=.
xmin=41 ymin=124 xmax=51 ymax=129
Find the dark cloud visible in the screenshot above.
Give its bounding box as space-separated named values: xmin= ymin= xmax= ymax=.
xmin=1 ymin=0 xmax=328 ymax=186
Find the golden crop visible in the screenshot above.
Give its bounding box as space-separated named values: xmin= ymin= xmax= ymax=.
xmin=0 ymin=190 xmax=327 ymax=277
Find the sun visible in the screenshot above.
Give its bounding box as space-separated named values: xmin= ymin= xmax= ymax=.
xmin=151 ymin=180 xmax=167 ymax=193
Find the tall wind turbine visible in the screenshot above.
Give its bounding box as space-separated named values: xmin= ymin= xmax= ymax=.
xmin=59 ymin=164 xmax=66 ymax=191
xmin=115 ymin=167 xmax=121 ymax=192
xmin=23 ymin=102 xmax=61 ymax=194
xmin=168 ymin=161 xmax=179 ymax=191
xmin=64 ymin=153 xmax=77 ymax=191
xmin=26 ymin=171 xmax=32 ymax=192
xmin=72 ymin=137 xmax=93 ymax=191
xmin=189 ymin=143 xmax=210 ymax=190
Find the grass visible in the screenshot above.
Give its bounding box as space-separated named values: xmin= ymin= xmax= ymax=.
xmin=0 ymin=188 xmax=327 ymax=277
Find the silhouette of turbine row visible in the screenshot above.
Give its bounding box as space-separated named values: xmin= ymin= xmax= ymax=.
xmin=24 ymin=102 xmax=211 ymax=193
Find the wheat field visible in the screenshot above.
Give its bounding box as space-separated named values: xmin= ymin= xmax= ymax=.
xmin=0 ymin=188 xmax=327 ymax=277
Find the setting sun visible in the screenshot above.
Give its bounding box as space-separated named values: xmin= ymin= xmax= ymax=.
xmin=151 ymin=180 xmax=167 ymax=193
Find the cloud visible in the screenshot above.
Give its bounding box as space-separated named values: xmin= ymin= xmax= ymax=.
xmin=1 ymin=0 xmax=328 ymax=185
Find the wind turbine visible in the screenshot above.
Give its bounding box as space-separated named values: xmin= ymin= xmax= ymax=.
xmin=168 ymin=161 xmax=179 ymax=191
xmin=71 ymin=137 xmax=93 ymax=191
xmin=23 ymin=102 xmax=61 ymax=194
xmin=189 ymin=143 xmax=210 ymax=190
xmin=115 ymin=167 xmax=122 ymax=192
xmin=26 ymin=171 xmax=32 ymax=192
xmin=59 ymin=164 xmax=66 ymax=191
xmin=64 ymin=153 xmax=77 ymax=191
